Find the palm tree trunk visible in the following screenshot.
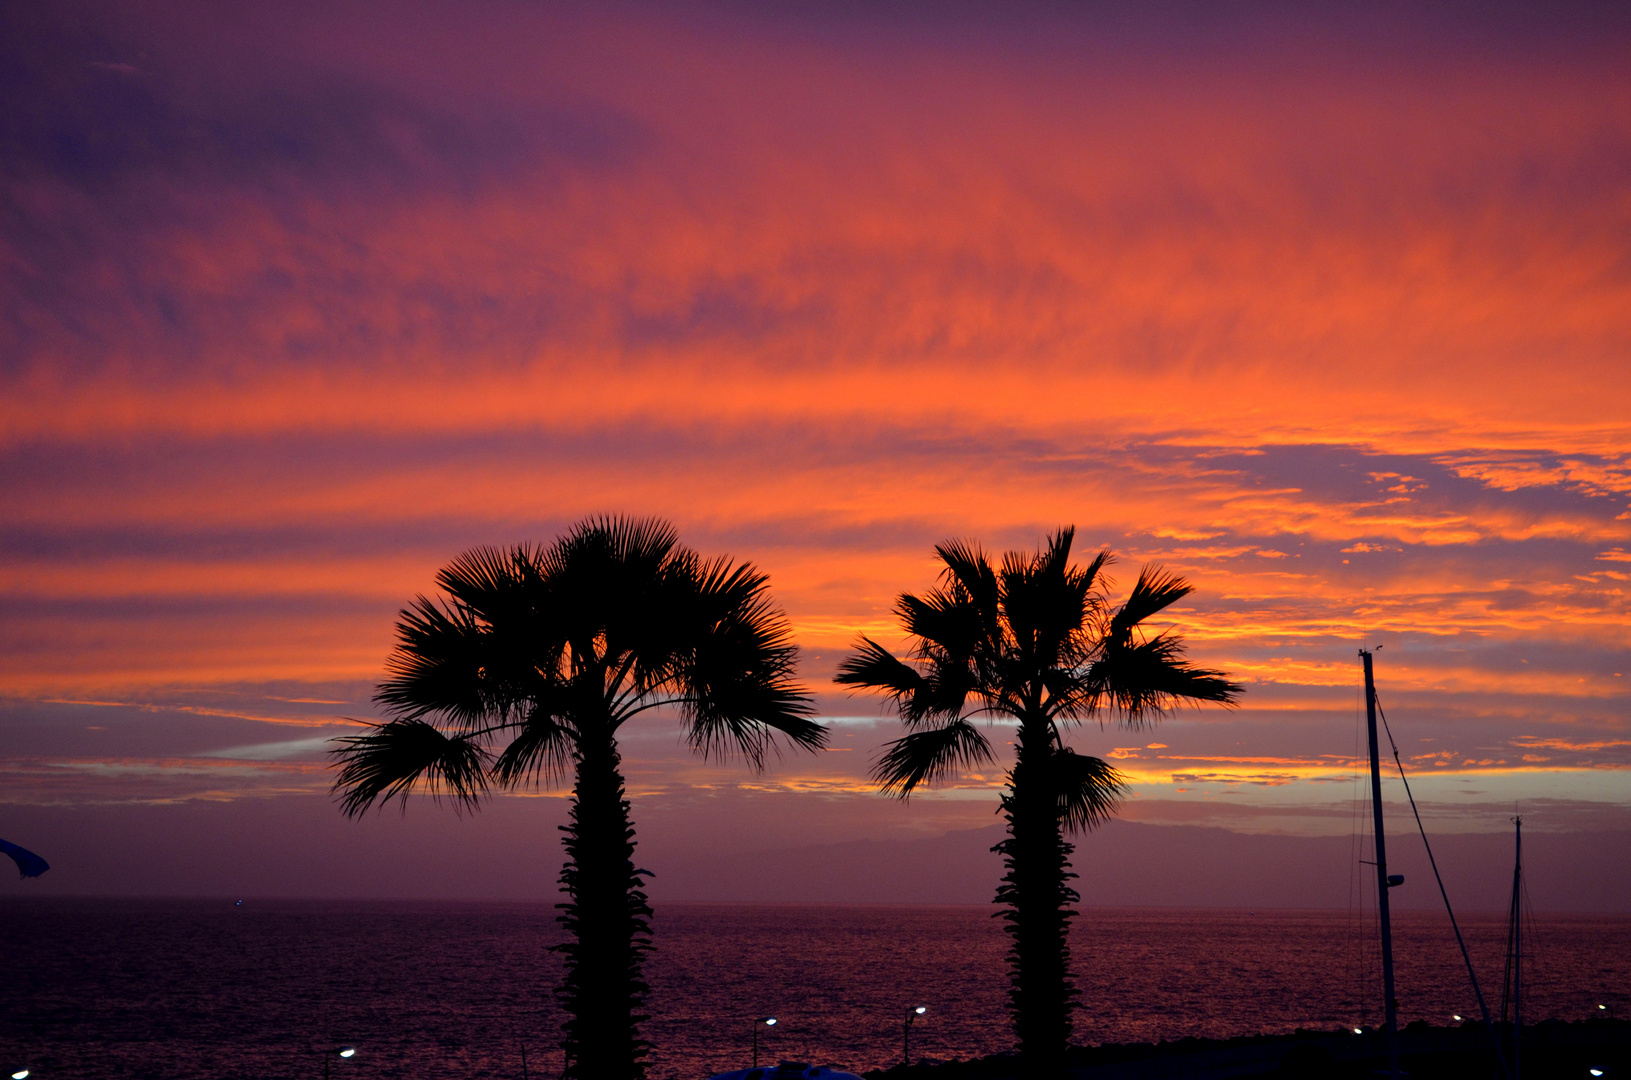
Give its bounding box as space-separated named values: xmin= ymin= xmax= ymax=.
xmin=994 ymin=723 xmax=1079 ymax=1077
xmin=555 ymin=731 xmax=653 ymax=1080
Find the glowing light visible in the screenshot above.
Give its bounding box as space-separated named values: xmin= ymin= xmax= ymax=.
xmin=764 ymin=1018 xmax=777 ymax=1027
xmin=339 ymin=1048 xmax=355 ymax=1059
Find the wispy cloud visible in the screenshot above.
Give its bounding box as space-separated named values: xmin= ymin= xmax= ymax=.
xmin=200 ymin=736 xmax=335 ymax=761
xmin=0 ymin=0 xmax=1627 ymax=832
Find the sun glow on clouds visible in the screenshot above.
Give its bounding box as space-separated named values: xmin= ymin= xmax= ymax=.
xmin=1 ymin=0 xmax=1628 ymax=833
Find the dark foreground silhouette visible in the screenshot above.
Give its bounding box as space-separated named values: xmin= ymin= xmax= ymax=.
xmin=331 ymin=517 xmax=822 ymax=1080
xmin=839 ymin=528 xmax=1239 ymax=1077
xmin=862 ymin=1017 xmax=1631 ymax=1079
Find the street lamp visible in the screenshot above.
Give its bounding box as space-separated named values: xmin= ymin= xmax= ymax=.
xmin=321 ymin=1046 xmax=356 ymax=1080
xmin=904 ymin=1006 xmax=927 ymax=1066
xmin=752 ymin=1017 xmax=777 ymax=1069
xmin=12 ymin=1070 xmax=29 ymax=1079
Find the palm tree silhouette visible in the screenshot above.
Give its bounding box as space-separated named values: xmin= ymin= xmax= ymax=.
xmin=331 ymin=517 xmax=823 ymax=1080
xmin=837 ymin=527 xmax=1238 ymax=1076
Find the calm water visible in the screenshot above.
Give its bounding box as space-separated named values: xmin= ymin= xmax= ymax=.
xmin=2 ymin=900 xmax=1626 ymax=1079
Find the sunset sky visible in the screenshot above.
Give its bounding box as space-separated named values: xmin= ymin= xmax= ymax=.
xmin=3 ymin=0 xmax=1628 ymax=906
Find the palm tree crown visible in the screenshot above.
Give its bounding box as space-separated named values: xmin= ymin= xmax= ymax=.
xmin=332 ymin=517 xmax=822 ymax=1079
xmin=837 ymin=527 xmax=1238 ymax=1075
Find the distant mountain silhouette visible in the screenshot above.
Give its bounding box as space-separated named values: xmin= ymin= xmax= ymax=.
xmin=644 ymin=819 xmax=1631 ymax=913
xmin=11 ymin=797 xmax=1627 ymax=912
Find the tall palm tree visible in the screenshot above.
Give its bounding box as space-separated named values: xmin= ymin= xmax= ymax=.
xmin=837 ymin=527 xmax=1239 ymax=1076
xmin=331 ymin=517 xmax=823 ymax=1080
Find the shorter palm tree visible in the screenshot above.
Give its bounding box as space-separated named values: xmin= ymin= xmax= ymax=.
xmin=331 ymin=517 xmax=823 ymax=1080
xmin=838 ymin=528 xmax=1239 ymax=1076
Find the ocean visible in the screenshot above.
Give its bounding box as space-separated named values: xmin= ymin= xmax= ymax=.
xmin=2 ymin=900 xmax=1626 ymax=1079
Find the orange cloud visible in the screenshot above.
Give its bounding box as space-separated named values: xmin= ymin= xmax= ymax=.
xmin=2 ymin=1 xmax=1629 ymax=820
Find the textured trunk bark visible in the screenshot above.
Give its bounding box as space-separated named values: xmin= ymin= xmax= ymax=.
xmin=555 ymin=730 xmax=653 ymax=1080
xmin=994 ymin=721 xmax=1078 ymax=1078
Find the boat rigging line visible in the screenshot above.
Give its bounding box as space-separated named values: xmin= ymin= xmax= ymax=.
xmin=1372 ymin=683 xmax=1512 ymax=1080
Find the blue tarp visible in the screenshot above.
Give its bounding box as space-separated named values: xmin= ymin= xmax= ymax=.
xmin=0 ymin=838 xmax=49 ymax=878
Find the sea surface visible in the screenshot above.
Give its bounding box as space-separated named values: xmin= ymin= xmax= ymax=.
xmin=2 ymin=900 xmax=1626 ymax=1079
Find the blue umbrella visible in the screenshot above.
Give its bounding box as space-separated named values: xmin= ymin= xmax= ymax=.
xmin=0 ymin=838 xmax=49 ymax=879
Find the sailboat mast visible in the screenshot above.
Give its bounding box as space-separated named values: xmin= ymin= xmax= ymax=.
xmin=1362 ymin=649 xmax=1402 ymax=1080
xmin=1512 ymin=816 xmax=1523 ymax=1079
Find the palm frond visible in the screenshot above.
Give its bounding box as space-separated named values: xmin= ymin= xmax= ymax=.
xmin=559 ymin=516 xmax=680 ymax=623
xmin=606 ymin=546 xmax=709 ymax=696
xmin=1037 ymin=665 xmax=1096 ymax=720
xmin=872 ymin=719 xmax=995 ymax=797
xmin=1048 ymin=749 xmax=1128 ymax=834
xmin=837 ymin=629 xmax=974 ymax=728
xmin=375 ymin=597 xmax=500 ymax=728
xmin=350 ymin=516 xmax=823 ymax=831
xmin=835 ymin=637 xmax=924 ymax=696
xmin=686 ymin=706 xmax=826 ymax=769
xmin=436 ymin=545 xmax=532 ymax=618
xmin=1075 ymin=547 xmax=1113 ymax=595
xmin=587 ymin=514 xmax=681 ymax=566
xmin=1000 ymin=530 xmax=1098 ymax=670
xmin=934 ymin=538 xmax=999 ymax=613
xmin=1093 ymin=631 xmax=1241 ymax=726
xmin=898 ymin=589 xmax=986 ymax=660
xmin=1106 ymin=564 xmax=1193 ymax=644
xmin=1038 ymin=526 xmax=1077 ymax=581
xmin=491 ymin=705 xmax=577 ymax=788
xmin=544 ymin=517 xmax=681 ymax=671
xmin=677 ymin=552 xmax=822 ymax=768
xmin=330 ymin=718 xmax=490 ymax=817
